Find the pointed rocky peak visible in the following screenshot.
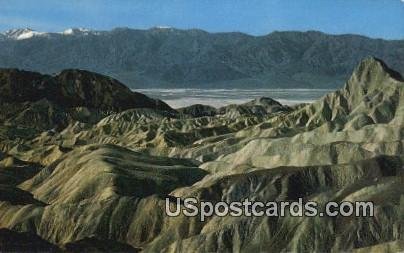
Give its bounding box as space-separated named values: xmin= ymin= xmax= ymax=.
xmin=338 ymin=57 xmax=404 ymax=111
xmin=350 ymin=57 xmax=403 ymax=84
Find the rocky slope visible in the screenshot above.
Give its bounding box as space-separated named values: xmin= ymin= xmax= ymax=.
xmin=0 ymin=68 xmax=174 ymax=132
xmin=0 ymin=68 xmax=173 ymax=111
xmin=0 ymin=57 xmax=403 ymax=252
xmin=0 ymin=28 xmax=403 ymax=88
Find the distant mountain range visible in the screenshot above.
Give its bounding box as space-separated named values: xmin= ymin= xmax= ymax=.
xmin=0 ymin=28 xmax=98 ymax=40
xmin=0 ymin=27 xmax=403 ymax=88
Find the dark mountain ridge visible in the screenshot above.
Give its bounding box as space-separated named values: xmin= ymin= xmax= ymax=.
xmin=0 ymin=68 xmax=174 ymax=131
xmin=0 ymin=68 xmax=172 ymax=112
xmin=0 ymin=28 xmax=403 ymax=88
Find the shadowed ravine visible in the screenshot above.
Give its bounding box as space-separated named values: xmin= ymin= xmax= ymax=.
xmin=0 ymin=57 xmax=404 ymax=252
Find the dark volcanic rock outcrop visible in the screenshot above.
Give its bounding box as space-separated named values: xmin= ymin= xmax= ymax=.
xmin=53 ymin=69 xmax=172 ymax=111
xmin=0 ymin=68 xmax=174 ymax=131
xmin=0 ymin=68 xmax=173 ymax=112
xmin=178 ymin=104 xmax=218 ymax=117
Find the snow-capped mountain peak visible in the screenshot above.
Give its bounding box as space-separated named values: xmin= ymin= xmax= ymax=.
xmin=0 ymin=27 xmax=99 ymax=40
xmin=3 ymin=28 xmax=46 ymax=40
xmin=62 ymin=27 xmax=93 ymax=35
xmin=155 ymin=26 xmax=172 ymax=29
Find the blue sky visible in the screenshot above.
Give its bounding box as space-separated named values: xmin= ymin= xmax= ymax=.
xmin=0 ymin=0 xmax=403 ymax=39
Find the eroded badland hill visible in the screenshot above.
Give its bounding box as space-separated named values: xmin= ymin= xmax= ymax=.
xmin=0 ymin=57 xmax=404 ymax=252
